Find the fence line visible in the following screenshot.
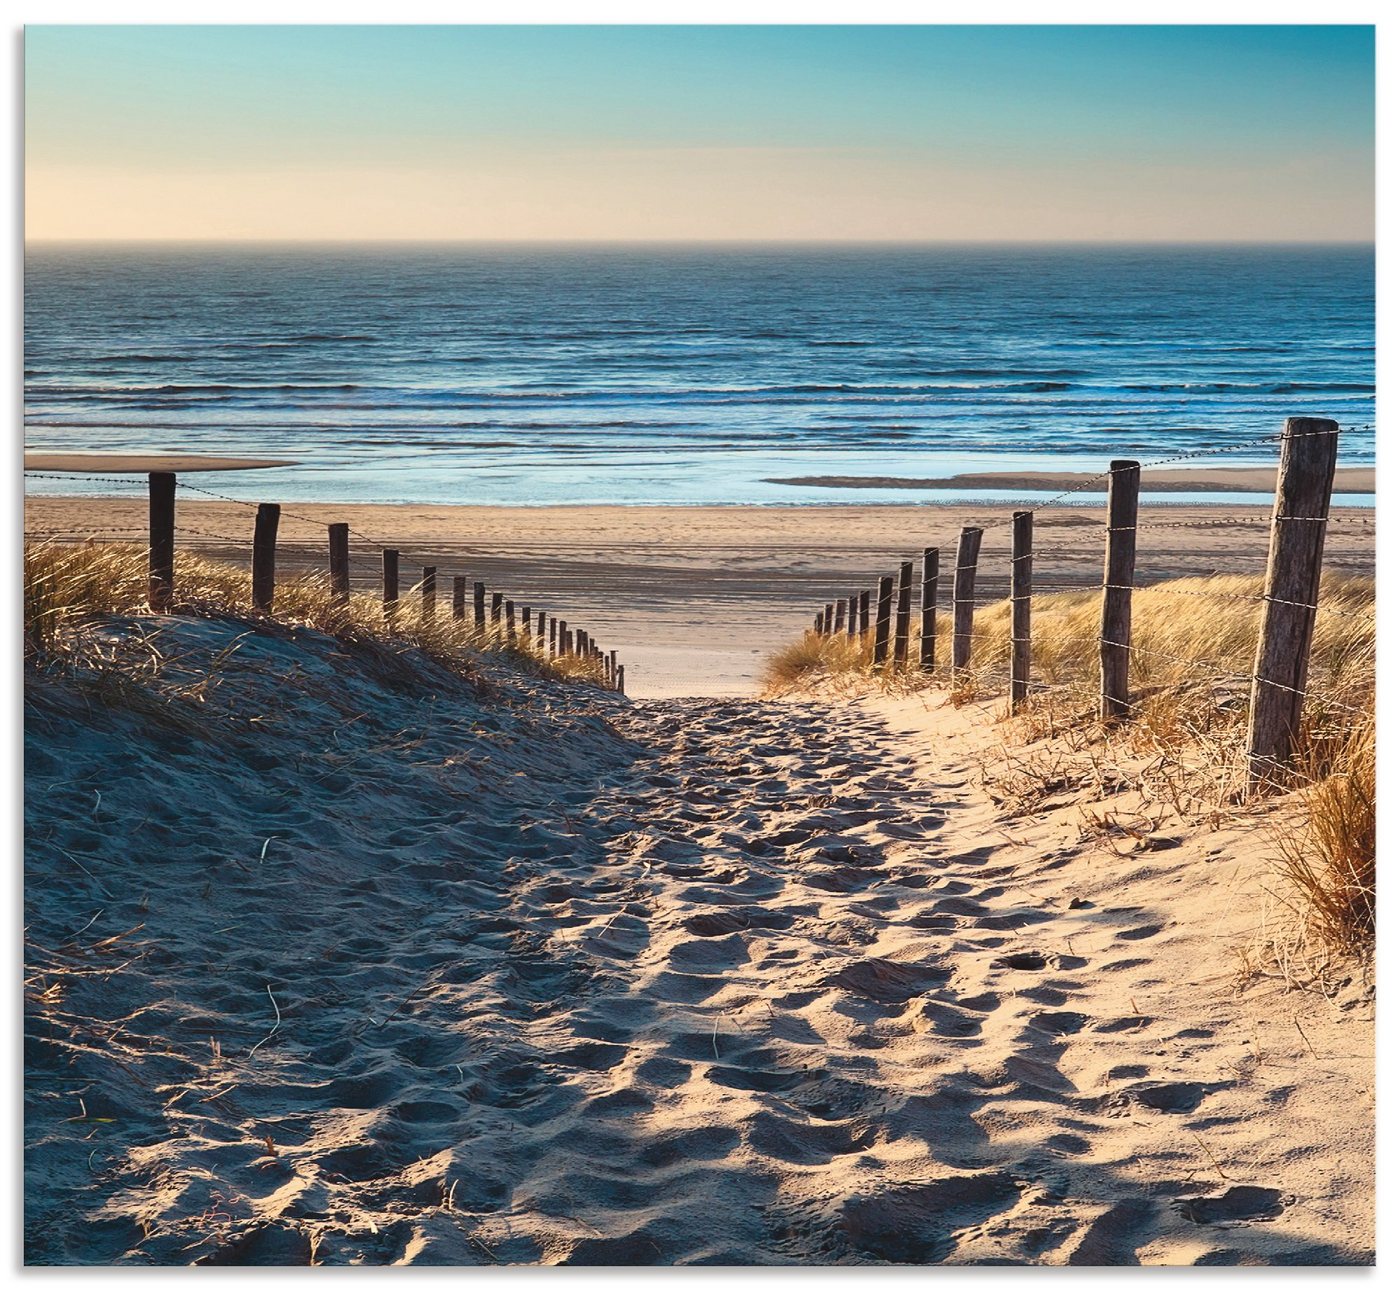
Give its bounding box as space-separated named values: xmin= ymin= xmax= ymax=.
xmin=805 ymin=417 xmax=1372 ymax=797
xmin=23 ymin=471 xmax=627 ymax=694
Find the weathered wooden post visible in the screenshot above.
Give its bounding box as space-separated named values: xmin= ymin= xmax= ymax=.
xmin=609 ymin=648 xmax=617 ymax=684
xmin=383 ymin=549 xmax=399 ymax=621
xmin=834 ymin=599 xmax=847 ymax=634
xmin=859 ymin=590 xmax=871 ymax=637
xmin=559 ymin=618 xmax=569 ymax=653
xmin=1010 ymin=511 xmax=1033 ymax=710
xmin=1247 ymin=417 xmax=1340 ymax=792
xmin=616 ymin=663 xmax=626 ymax=694
xmin=473 ymin=581 xmax=486 ymax=633
xmin=823 ymin=603 xmax=835 ymax=635
xmin=537 ymin=611 xmax=546 ymax=648
xmin=893 ymin=561 xmax=913 ymax=667
xmin=328 ymin=522 xmax=350 ymax=606
xmin=872 ymin=575 xmax=895 ymax=666
xmin=421 ymin=566 xmax=437 ymax=618
xmin=1100 ymin=460 xmax=1141 ymax=721
xmin=846 ymin=595 xmax=858 ymax=639
xmin=520 ymin=605 xmax=531 ymax=638
xmin=549 ymin=616 xmax=558 ymax=654
xmin=952 ymin=527 xmax=983 ymax=674
xmin=491 ymin=592 xmax=503 ymax=634
xmin=148 ymin=471 xmax=176 ymax=611
xmin=813 ymin=611 xmax=823 ymax=635
xmin=452 ymin=575 xmax=466 ymax=621
xmin=919 ymin=547 xmax=938 ymax=672
xmin=252 ymin=503 xmax=280 ymax=613
xmin=505 ymin=600 xmax=516 ymax=639
xmin=563 ymin=629 xmax=574 ymax=655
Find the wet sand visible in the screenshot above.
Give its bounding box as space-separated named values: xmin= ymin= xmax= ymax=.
xmin=764 ymin=466 xmax=1376 ymax=494
xmin=22 ymin=497 xmax=1375 ymax=698
xmin=25 ymin=453 xmax=295 ymax=472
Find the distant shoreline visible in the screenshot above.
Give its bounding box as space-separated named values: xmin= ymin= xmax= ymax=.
xmin=763 ymin=465 xmax=1376 ymax=494
xmin=25 ymin=452 xmax=296 ymax=473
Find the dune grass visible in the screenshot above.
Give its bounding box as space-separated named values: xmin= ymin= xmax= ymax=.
xmin=23 ymin=539 xmax=612 ymax=690
xmin=764 ymin=572 xmax=1372 ymax=729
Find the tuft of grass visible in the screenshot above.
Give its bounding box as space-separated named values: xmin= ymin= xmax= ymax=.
xmin=23 ymin=540 xmax=613 ymax=691
xmin=1274 ymin=718 xmax=1375 ymax=958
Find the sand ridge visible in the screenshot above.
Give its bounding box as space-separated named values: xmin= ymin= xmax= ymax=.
xmin=23 ymin=615 xmax=1372 ymax=1265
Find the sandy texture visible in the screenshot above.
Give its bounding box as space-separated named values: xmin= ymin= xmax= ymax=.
xmin=25 ymin=453 xmax=295 ymax=472
xmin=24 ymin=617 xmax=1373 ymax=1265
xmin=763 ymin=467 xmax=1376 ymax=494
xmin=23 ymin=498 xmax=1375 ymax=699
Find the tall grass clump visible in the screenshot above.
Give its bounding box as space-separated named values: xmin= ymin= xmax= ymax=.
xmin=1274 ymin=717 xmax=1375 ymax=958
xmin=23 ymin=539 xmax=612 ymax=690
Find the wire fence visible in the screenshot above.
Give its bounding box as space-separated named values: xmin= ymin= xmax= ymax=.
xmin=22 ymin=470 xmax=628 ymax=694
xmin=802 ymin=419 xmax=1374 ymax=793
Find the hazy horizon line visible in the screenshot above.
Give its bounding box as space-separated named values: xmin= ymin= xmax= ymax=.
xmin=25 ymin=236 xmax=1377 ymax=249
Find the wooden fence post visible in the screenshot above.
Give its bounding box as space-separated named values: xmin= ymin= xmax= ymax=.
xmin=1010 ymin=511 xmax=1033 ymax=710
xmin=383 ymin=549 xmax=399 ymax=621
xmin=616 ymin=663 xmax=625 ymax=694
xmin=559 ymin=619 xmax=569 ymax=653
xmin=859 ymin=590 xmax=871 ymax=637
xmin=505 ymin=600 xmax=516 ymax=639
xmin=473 ymin=581 xmax=486 ymax=633
xmin=1247 ymin=417 xmax=1340 ymax=792
xmin=549 ymin=616 xmax=558 ymax=654
xmin=813 ymin=611 xmax=823 ymax=635
xmin=1100 ymin=460 xmax=1141 ymax=720
xmin=328 ymin=522 xmax=350 ymax=606
xmin=952 ymin=527 xmax=983 ymax=674
xmin=537 ymin=611 xmax=546 ymax=648
xmin=452 ymin=575 xmax=466 ymax=621
xmin=422 ymin=566 xmax=436 ymax=618
xmin=846 ymin=595 xmax=858 ymax=638
xmin=893 ymin=561 xmax=913 ymax=666
xmin=491 ymin=592 xmax=503 ymax=632
xmin=252 ymin=503 xmax=280 ymax=613
xmin=919 ymin=547 xmax=938 ymax=672
xmin=872 ymin=575 xmax=895 ymax=666
xmin=609 ymin=649 xmax=617 ymax=684
xmin=148 ymin=471 xmax=176 ymax=611
xmin=823 ymin=603 xmax=835 ymax=635
xmin=834 ymin=599 xmax=847 ymax=633
xmin=520 ymin=605 xmax=531 ymax=638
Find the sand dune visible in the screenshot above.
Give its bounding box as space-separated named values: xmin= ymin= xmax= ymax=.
xmin=24 ymin=613 xmax=1372 ymax=1265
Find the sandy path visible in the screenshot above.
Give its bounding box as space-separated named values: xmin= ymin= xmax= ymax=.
xmin=21 ymin=498 xmax=1377 ymax=699
xmin=25 ymin=618 xmax=1372 ymax=1264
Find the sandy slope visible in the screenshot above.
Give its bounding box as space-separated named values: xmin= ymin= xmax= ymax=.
xmin=24 ymin=617 xmax=1372 ymax=1265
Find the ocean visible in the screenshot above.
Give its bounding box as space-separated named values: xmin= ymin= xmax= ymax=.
xmin=24 ymin=243 xmax=1374 ymax=506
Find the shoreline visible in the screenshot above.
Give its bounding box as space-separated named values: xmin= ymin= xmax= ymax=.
xmin=24 ymin=452 xmax=297 ymax=472
xmin=763 ymin=464 xmax=1376 ymax=494
xmin=23 ymin=497 xmax=1375 ymax=699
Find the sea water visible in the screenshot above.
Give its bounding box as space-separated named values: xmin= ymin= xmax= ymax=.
xmin=24 ymin=243 xmax=1374 ymax=506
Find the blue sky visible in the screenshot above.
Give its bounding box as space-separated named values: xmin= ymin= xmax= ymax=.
xmin=25 ymin=25 xmax=1375 ymax=240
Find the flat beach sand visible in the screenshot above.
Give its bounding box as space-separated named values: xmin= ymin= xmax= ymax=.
xmin=24 ymin=495 xmax=1376 ymax=698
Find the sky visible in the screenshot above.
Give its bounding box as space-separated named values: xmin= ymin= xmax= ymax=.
xmin=24 ymin=24 xmax=1375 ymax=242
